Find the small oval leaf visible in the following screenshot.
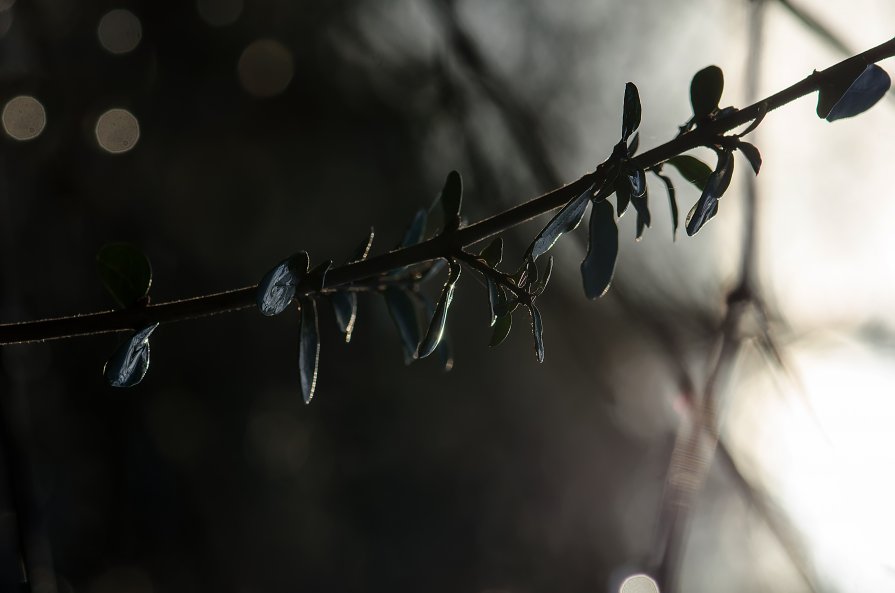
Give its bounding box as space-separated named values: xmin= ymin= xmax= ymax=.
xmin=628 ymin=167 xmax=647 ymax=198
xmin=622 ymin=82 xmax=642 ymax=141
xmin=528 ymin=304 xmax=545 ymax=363
xmin=526 ymin=184 xmax=594 ymax=261
xmin=439 ymin=170 xmax=463 ymax=232
xmin=581 ymin=199 xmax=618 ymax=299
xmin=349 ymin=227 xmax=375 ymax=262
xmin=298 ymin=298 xmax=320 ymax=404
xmin=256 ymin=252 xmax=309 ymax=316
xmin=479 ymin=237 xmax=503 ymax=268
xmin=654 ymin=171 xmax=679 ymax=241
xmin=419 ymin=295 xmax=454 ymax=372
xmin=632 ymin=192 xmax=651 ymax=241
xmin=615 ymin=174 xmax=631 ymax=217
xmin=737 ymin=141 xmax=762 ymax=175
xmin=817 ymin=64 xmax=892 ymax=122
xmin=103 ymin=323 xmax=158 ymax=388
xmin=485 ymin=275 xmax=503 ymax=326
xmin=330 ymin=291 xmax=357 ymax=343
xmin=665 ymin=155 xmax=713 ymax=191
xmin=417 ymin=260 xmax=461 ymax=359
xmin=489 ymin=313 xmax=512 ymax=347
xmin=384 ymin=288 xmax=421 ymax=365
xmin=690 ymin=65 xmax=724 ymax=118
xmin=685 ymin=150 xmax=734 ymax=236
xmin=96 ymin=243 xmax=152 ymax=309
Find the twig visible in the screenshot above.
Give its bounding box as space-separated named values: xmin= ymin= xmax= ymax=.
xmin=1 ymin=36 xmax=894 ymax=346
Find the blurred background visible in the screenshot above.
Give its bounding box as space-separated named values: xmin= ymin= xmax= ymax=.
xmin=0 ymin=0 xmax=892 ymax=592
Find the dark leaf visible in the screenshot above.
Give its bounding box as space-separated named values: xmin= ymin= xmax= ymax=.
xmin=420 ymin=295 xmax=454 ymax=372
xmin=384 ymin=288 xmax=421 ymax=365
xmin=257 ymin=252 xmax=310 ymax=316
xmin=686 ymin=150 xmax=734 ymax=236
xmin=479 ymin=237 xmax=503 ymax=268
xmin=819 ymin=64 xmax=890 ymax=121
xmin=421 ymin=258 xmax=448 ymax=284
xmin=489 ymin=313 xmax=512 ymax=347
xmin=628 ymin=167 xmax=646 ymax=198
xmin=400 ymin=209 xmax=428 ymax=247
xmin=349 ymin=227 xmax=375 ymax=262
xmin=632 ymin=191 xmax=651 ymax=241
xmin=581 ymin=199 xmax=618 ymax=299
xmin=330 ymin=291 xmax=357 ymax=343
xmin=526 ymin=184 xmax=594 ymax=260
xmin=627 ymin=132 xmax=640 ymax=157
xmin=665 ymin=155 xmax=713 ymax=191
xmin=439 ymin=170 xmax=463 ymax=232
xmin=690 ymin=65 xmax=724 ymax=118
xmin=737 ymin=141 xmax=762 ymax=175
xmin=298 ymin=297 xmax=320 ymax=404
xmin=103 ymin=323 xmax=158 ymax=388
xmin=417 ymin=260 xmax=461 ymax=359
xmin=655 ymin=172 xmax=679 ymax=241
xmin=622 ymin=82 xmax=642 ymax=141
xmin=494 ymin=293 xmax=520 ymax=318
xmin=308 ymin=260 xmax=332 ymax=292
xmin=528 ymin=304 xmax=545 ymax=363
xmin=485 ymin=276 xmax=504 ymax=326
xmin=615 ymin=174 xmax=631 ymax=217
xmin=533 ymin=256 xmax=554 ymax=296
xmin=96 ymin=242 xmax=152 ymax=309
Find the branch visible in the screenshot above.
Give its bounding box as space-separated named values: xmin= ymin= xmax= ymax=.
xmin=2 ymin=36 xmax=894 ymax=346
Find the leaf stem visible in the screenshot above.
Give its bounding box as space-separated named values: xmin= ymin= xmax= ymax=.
xmin=1 ymin=36 xmax=893 ymax=346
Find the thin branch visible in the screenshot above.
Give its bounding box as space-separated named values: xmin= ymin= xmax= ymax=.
xmin=1 ymin=36 xmax=894 ymax=346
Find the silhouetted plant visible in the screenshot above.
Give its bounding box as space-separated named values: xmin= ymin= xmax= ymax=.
xmin=3 ymin=38 xmax=894 ymax=406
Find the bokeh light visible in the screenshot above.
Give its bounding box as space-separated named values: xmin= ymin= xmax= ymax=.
xmin=2 ymin=95 xmax=46 ymax=141
xmin=97 ymin=9 xmax=142 ymax=55
xmin=0 ymin=0 xmax=14 ymax=11
xmin=237 ymin=39 xmax=294 ymax=98
xmin=95 ymin=108 xmax=140 ymax=154
xmin=196 ymin=0 xmax=242 ymax=27
xmin=620 ymin=574 xmax=660 ymax=593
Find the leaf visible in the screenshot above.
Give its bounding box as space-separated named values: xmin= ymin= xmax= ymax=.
xmin=526 ymin=183 xmax=594 ymax=261
xmin=298 ymin=297 xmax=320 ymax=404
xmin=628 ymin=167 xmax=646 ymax=198
xmin=331 ymin=230 xmax=374 ymax=343
xmin=479 ymin=237 xmax=503 ymax=268
xmin=420 ymin=295 xmax=454 ymax=372
xmin=686 ymin=150 xmax=735 ymax=236
xmin=330 ymin=291 xmax=357 ymax=343
xmin=400 ymin=209 xmax=428 ymax=248
xmin=627 ymin=132 xmax=640 ymax=157
xmin=439 ymin=170 xmax=463 ymax=232
xmin=819 ymin=64 xmax=891 ymax=121
xmin=485 ymin=276 xmax=504 ymax=326
xmin=532 ymin=256 xmax=554 ymax=296
xmin=581 ymin=199 xmax=618 ymax=299
xmin=256 ymin=252 xmax=310 ymax=317
xmin=655 ymin=172 xmax=679 ymax=241
xmin=307 ymin=260 xmax=332 ymax=291
xmin=96 ymin=242 xmax=152 ymax=309
xmin=384 ymin=288 xmax=421 ymax=365
xmin=632 ymin=191 xmax=651 ymax=241
xmin=417 ymin=260 xmax=461 ymax=359
xmin=665 ymin=155 xmax=713 ymax=191
xmin=349 ymin=227 xmax=375 ymax=262
xmin=622 ymin=82 xmax=641 ymax=141
xmin=528 ymin=304 xmax=545 ymax=363
xmin=690 ymin=65 xmax=724 ymax=118
xmin=490 ymin=313 xmax=513 ymax=347
xmin=103 ymin=323 xmax=158 ymax=388
xmin=737 ymin=141 xmax=762 ymax=175
xmin=614 ymin=173 xmax=631 ymax=217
